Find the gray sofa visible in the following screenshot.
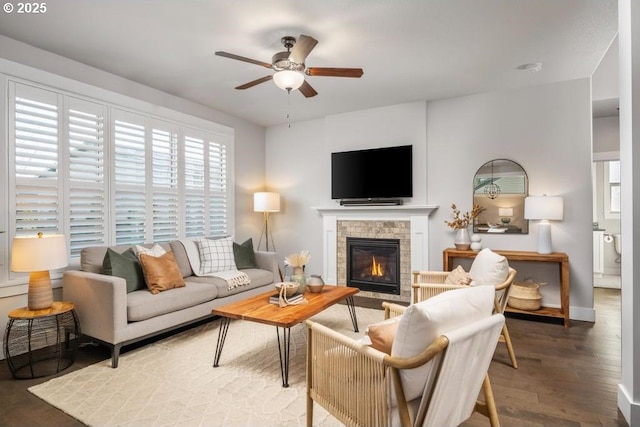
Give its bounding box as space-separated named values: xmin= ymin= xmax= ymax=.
xmin=63 ymin=239 xmax=279 ymax=368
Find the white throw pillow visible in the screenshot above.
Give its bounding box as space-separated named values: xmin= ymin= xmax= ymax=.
xmin=469 ymin=248 xmax=509 ymax=287
xmin=196 ymin=237 xmax=237 ymax=274
xmin=391 ymin=285 xmax=495 ymax=402
xmin=133 ymin=244 xmax=167 ymax=258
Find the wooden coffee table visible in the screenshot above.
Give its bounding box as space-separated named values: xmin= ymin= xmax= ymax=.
xmin=211 ymin=285 xmax=359 ymax=387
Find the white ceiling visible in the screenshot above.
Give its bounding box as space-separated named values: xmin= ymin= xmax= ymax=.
xmin=0 ymin=0 xmax=618 ymax=127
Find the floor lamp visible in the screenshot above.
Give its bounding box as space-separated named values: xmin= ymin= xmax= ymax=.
xmin=254 ymin=192 xmax=280 ymax=252
xmin=524 ymin=195 xmax=564 ymax=254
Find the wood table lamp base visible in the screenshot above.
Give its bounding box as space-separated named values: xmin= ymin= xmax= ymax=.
xmin=28 ymin=270 xmax=54 ymax=310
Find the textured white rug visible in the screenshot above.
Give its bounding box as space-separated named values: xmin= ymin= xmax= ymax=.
xmin=29 ymin=304 xmax=383 ymax=427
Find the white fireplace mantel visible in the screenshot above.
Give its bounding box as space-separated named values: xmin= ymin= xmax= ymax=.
xmin=312 ymin=205 xmax=439 ymax=287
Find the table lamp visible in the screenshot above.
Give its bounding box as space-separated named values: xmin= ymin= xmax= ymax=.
xmin=11 ymin=233 xmax=68 ymax=310
xmin=524 ymin=196 xmax=564 ymax=254
xmin=498 ymin=207 xmax=513 ymax=225
xmin=254 ymin=192 xmax=280 ymax=252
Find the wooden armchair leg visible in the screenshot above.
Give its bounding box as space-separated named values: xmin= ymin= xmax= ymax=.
xmin=501 ymin=323 xmax=518 ymax=369
xmin=475 ymin=374 xmax=500 ymax=427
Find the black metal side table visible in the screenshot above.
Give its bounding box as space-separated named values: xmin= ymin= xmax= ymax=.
xmin=3 ymin=301 xmax=80 ymax=379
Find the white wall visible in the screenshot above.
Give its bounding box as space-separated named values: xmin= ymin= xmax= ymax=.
xmin=427 ymin=79 xmax=594 ymax=319
xmin=266 ymin=81 xmax=595 ymax=321
xmin=594 ymin=116 xmax=621 ymax=154
xmin=265 ymin=102 xmax=428 ymax=276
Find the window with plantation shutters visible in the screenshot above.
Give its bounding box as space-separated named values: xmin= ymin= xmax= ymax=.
xmin=152 ymin=124 xmax=179 ymax=242
xmin=113 ymin=112 xmax=147 ymax=245
xmin=5 ymin=77 xmax=234 ymax=286
xmin=10 ymin=83 xmax=62 ymax=237
xmin=67 ymin=97 xmax=107 ymax=256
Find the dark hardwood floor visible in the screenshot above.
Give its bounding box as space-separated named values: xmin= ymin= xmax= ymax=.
xmin=0 ymin=288 xmax=628 ymax=426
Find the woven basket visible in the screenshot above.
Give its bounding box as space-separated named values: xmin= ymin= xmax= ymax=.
xmin=508 ymin=282 xmax=542 ymax=311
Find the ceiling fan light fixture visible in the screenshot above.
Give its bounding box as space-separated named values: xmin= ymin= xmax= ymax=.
xmin=273 ymin=70 xmax=304 ymax=92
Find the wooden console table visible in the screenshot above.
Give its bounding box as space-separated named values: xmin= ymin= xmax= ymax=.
xmin=443 ymin=248 xmax=570 ymax=327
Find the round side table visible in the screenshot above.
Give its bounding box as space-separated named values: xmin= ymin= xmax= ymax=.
xmin=3 ymin=301 xmax=80 ymax=379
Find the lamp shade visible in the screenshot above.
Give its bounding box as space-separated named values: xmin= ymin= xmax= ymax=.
xmin=498 ymin=207 xmax=513 ymax=217
xmin=272 ymin=70 xmax=304 ymax=91
xmin=11 ymin=234 xmax=68 ymax=272
xmin=524 ymin=196 xmax=563 ymax=221
xmin=254 ymin=192 xmax=281 ymax=213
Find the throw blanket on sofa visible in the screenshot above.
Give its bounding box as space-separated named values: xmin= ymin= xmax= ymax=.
xmin=177 ymin=238 xmax=251 ymax=290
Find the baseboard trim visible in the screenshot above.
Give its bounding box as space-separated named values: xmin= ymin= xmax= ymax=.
xmin=618 ymin=383 xmax=640 ymax=426
xmin=569 ymin=306 xmax=596 ymax=322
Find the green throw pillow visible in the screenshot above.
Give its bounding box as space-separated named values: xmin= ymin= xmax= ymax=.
xmin=233 ymin=238 xmax=258 ymax=269
xmin=102 ymin=248 xmax=146 ymax=293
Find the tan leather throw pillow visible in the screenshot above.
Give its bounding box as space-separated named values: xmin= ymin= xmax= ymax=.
xmin=139 ymin=251 xmax=186 ymax=294
xmin=366 ymin=316 xmax=402 ymax=354
xmin=444 ymin=265 xmax=472 ymax=286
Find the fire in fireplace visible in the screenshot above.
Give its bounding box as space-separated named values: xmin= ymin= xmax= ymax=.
xmin=346 ymin=237 xmax=400 ymax=294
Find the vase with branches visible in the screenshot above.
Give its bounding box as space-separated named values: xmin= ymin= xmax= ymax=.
xmin=445 ymin=204 xmax=484 ymax=249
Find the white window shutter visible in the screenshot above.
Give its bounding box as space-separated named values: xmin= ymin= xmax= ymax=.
xmin=113 ymin=113 xmax=146 ymax=245
xmin=67 ymin=97 xmax=106 ymax=256
xmin=152 ymin=125 xmax=179 ymax=242
xmin=12 ymin=83 xmax=62 ymax=236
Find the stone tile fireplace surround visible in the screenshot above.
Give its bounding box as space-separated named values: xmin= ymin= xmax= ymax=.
xmin=313 ymin=205 xmax=437 ymax=304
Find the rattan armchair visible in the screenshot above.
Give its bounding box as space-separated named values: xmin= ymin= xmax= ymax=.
xmin=306 ymin=299 xmax=504 ymax=427
xmin=412 ymin=267 xmax=518 ymax=369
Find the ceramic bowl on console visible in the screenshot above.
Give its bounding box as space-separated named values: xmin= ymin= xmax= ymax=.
xmin=274 ymin=282 xmax=299 ymax=297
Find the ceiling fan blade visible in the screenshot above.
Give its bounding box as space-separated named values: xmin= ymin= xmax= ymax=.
xmin=306 ymin=67 xmax=364 ymax=78
xmin=299 ymin=80 xmax=318 ymax=98
xmin=215 ymin=51 xmax=272 ymax=69
xmin=289 ymin=35 xmax=318 ymax=64
xmin=235 ymin=75 xmax=273 ymax=90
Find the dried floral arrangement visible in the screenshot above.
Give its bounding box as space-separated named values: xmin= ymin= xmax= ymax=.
xmin=445 ymin=204 xmax=485 ymax=229
xmin=284 ymin=250 xmax=311 ymax=268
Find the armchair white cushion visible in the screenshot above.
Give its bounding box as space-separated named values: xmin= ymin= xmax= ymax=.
xmin=469 ymin=248 xmax=509 ymax=287
xmin=393 ymin=285 xmax=495 ymax=402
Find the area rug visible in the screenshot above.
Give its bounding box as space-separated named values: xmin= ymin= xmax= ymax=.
xmin=29 ymin=304 xmax=383 ymax=427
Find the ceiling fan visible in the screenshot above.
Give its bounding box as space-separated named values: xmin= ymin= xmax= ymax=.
xmin=215 ymin=35 xmax=364 ymax=98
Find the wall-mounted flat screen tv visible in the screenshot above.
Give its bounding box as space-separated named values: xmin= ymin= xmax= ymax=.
xmin=331 ymin=145 xmax=413 ymax=200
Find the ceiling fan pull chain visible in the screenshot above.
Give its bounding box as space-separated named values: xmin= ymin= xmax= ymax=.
xmin=287 ymin=89 xmax=292 ymax=128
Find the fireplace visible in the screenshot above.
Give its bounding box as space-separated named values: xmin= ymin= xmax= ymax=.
xmin=346 ymin=237 xmax=400 ymax=295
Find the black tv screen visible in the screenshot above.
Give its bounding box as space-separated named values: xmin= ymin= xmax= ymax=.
xmin=331 ymin=145 xmax=413 ymax=200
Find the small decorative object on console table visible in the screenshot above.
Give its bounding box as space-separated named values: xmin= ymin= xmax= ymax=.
xmin=445 ymin=204 xmax=484 ymax=250
xmin=470 ymin=234 xmax=483 ymax=252
xmin=284 ymin=250 xmax=310 ymax=293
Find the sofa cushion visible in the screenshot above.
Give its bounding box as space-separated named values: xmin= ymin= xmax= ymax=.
xmin=196 ymin=237 xmax=237 ymax=274
xmin=102 ymin=248 xmax=146 ymax=293
xmin=127 ymin=281 xmax=218 ymax=322
xmin=391 ymin=285 xmax=495 ymax=402
xmin=233 ymin=238 xmax=258 ymax=269
xmin=186 ymin=267 xmax=273 ymax=298
xmin=469 ymin=248 xmax=509 ymax=287
xmin=134 ymin=243 xmax=166 ymax=258
xmin=81 ymin=243 xmax=172 ymax=274
xmin=169 ymin=240 xmax=194 ymax=278
xmin=139 ymin=252 xmax=186 ymax=294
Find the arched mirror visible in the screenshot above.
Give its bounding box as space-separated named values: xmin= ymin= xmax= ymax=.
xmin=473 ymin=159 xmax=529 ymax=234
